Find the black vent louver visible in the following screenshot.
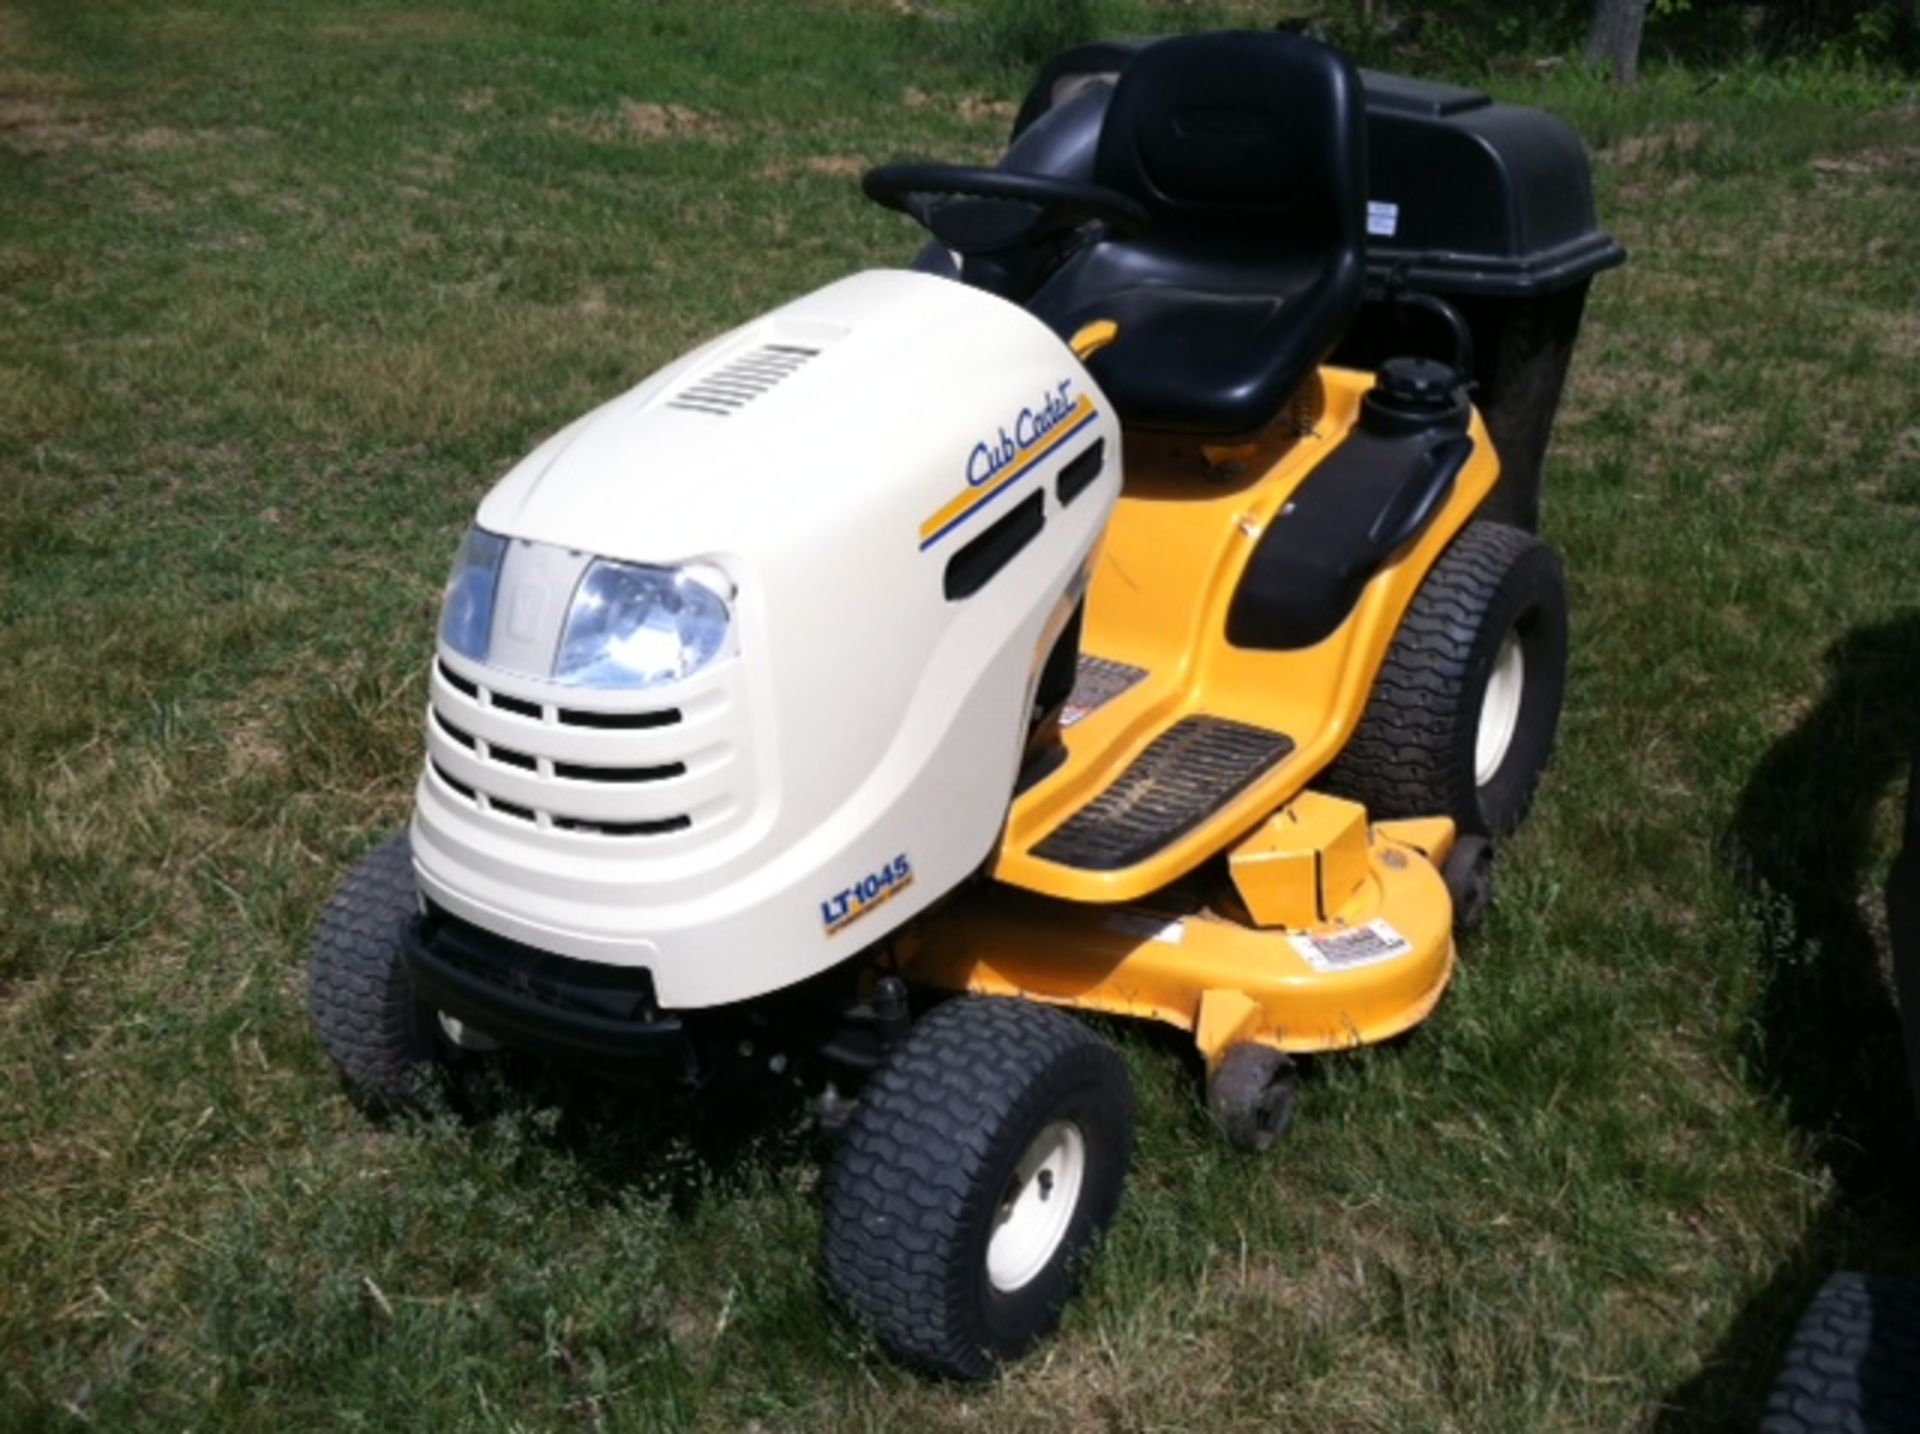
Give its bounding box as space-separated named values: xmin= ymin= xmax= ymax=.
xmin=667 ymin=344 xmax=819 ymax=416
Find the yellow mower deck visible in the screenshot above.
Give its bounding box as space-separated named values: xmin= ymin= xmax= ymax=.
xmin=904 ymin=797 xmax=1460 ymax=1064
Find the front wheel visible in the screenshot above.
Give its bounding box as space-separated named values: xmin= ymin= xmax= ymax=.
xmin=821 ymin=998 xmax=1133 ymax=1379
xmin=1322 ymin=521 xmax=1569 ymax=837
xmin=308 ymin=832 xmax=444 ymax=1113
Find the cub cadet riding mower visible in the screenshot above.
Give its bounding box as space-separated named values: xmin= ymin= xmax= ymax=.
xmin=310 ymin=31 xmax=1621 ymax=1379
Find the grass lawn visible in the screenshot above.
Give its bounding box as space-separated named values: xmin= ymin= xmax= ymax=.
xmin=4 ymin=1 xmax=1919 ymax=1429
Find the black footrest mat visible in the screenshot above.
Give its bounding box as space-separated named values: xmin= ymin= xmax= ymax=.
xmin=1032 ymin=716 xmax=1294 ymax=871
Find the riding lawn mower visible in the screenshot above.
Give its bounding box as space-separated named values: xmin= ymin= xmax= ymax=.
xmin=309 ymin=31 xmax=1623 ymax=1378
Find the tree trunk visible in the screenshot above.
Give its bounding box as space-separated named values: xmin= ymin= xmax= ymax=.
xmin=1585 ymin=0 xmax=1648 ymax=85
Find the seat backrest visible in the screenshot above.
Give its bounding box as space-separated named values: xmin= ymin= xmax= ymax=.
xmin=1092 ymin=31 xmax=1366 ymax=264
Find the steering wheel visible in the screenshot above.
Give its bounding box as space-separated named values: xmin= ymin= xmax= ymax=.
xmin=862 ymin=163 xmax=1146 ymax=258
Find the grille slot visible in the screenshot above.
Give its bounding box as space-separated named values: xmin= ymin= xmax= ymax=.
xmin=553 ymin=759 xmax=686 ymax=784
xmin=1057 ymin=438 xmax=1107 ymax=506
xmin=434 ymin=711 xmax=477 ymax=749
xmin=491 ymin=745 xmax=537 ymax=772
xmin=432 ymin=760 xmax=476 ymax=802
xmin=558 ymin=706 xmax=681 ymax=730
xmin=553 ymin=815 xmax=693 ymax=838
xmin=493 ymin=692 xmax=541 ymax=720
xmin=491 ymin=798 xmax=537 ymax=823
xmin=439 ymin=661 xmax=479 ymax=698
xmin=667 ymin=344 xmax=819 ymax=416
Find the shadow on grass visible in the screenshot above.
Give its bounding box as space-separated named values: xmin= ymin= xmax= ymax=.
xmin=1657 ymin=614 xmax=1920 ymax=1432
xmin=447 ymin=1053 xmax=825 ymax=1218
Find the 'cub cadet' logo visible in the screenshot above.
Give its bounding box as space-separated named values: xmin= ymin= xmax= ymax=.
xmin=966 ymin=380 xmax=1078 ymax=488
xmin=918 ymin=379 xmax=1099 ymax=552
xmin=821 ymin=854 xmax=914 ymax=935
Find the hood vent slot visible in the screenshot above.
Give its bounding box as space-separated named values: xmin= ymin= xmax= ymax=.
xmin=667 ymin=343 xmax=820 ymax=416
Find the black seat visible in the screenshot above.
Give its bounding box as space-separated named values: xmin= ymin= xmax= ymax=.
xmin=1026 ymin=32 xmax=1368 ymax=437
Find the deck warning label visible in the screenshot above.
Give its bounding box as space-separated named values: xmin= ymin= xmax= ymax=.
xmin=1288 ymin=919 xmax=1412 ymax=972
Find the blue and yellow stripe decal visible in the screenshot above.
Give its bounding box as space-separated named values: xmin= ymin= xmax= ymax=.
xmin=919 ymin=394 xmax=1099 ymax=552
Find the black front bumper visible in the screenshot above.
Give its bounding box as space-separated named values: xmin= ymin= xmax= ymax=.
xmin=402 ymin=909 xmax=693 ymax=1070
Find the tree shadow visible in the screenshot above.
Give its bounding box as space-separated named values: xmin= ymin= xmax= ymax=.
xmin=1655 ymin=613 xmax=1920 ymax=1431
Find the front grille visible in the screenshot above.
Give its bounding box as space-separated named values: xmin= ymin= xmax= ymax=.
xmin=428 ymin=658 xmax=724 ymax=841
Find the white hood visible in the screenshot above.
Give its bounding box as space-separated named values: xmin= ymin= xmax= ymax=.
xmin=414 ymin=269 xmax=1126 ymax=1008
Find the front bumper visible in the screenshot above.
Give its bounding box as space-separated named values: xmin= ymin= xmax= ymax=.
xmin=401 ymin=908 xmax=694 ymax=1070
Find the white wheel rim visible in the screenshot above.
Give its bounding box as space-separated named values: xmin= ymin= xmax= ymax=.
xmin=1475 ymin=630 xmax=1526 ymax=787
xmin=986 ymin=1119 xmax=1087 ymax=1294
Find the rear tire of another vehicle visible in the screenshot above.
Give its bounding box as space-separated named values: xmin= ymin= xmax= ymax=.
xmin=1321 ymin=520 xmax=1568 ymax=838
xmin=309 ymin=832 xmax=443 ymax=1114
xmin=1760 ymin=1272 xmax=1920 ymax=1433
xmin=821 ymin=998 xmax=1133 ymax=1380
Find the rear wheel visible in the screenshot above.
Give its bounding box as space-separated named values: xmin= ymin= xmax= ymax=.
xmin=309 ymin=832 xmax=444 ymax=1113
xmin=821 ymin=998 xmax=1133 ymax=1379
xmin=1322 ymin=521 xmax=1569 ymax=837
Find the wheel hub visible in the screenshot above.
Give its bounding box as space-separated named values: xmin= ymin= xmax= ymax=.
xmin=986 ymin=1120 xmax=1087 ymax=1293
xmin=1475 ymin=630 xmax=1526 ymax=787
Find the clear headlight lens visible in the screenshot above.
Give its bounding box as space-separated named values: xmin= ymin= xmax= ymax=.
xmin=438 ymin=527 xmax=509 ymax=662
xmin=554 ymin=560 xmax=732 ymax=689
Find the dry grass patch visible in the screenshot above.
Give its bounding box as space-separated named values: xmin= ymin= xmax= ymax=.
xmin=552 ymin=100 xmax=736 ymax=146
xmin=903 ymin=86 xmax=1019 ymax=124
xmin=757 ymin=153 xmax=870 ymax=181
xmin=1597 ymin=120 xmax=1711 ymax=168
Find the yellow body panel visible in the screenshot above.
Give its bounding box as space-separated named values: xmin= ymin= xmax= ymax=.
xmin=994 ymin=365 xmax=1499 ymax=902
xmin=1227 ymin=791 xmax=1374 ymax=929
xmin=905 ymin=810 xmax=1458 ymax=1063
xmin=903 ymin=365 xmax=1498 ymax=1064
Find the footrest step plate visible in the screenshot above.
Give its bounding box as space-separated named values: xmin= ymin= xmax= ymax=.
xmin=1032 ymin=716 xmax=1295 ymax=872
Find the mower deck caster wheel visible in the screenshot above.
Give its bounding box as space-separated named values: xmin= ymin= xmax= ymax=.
xmin=1442 ymin=835 xmax=1495 ymax=933
xmin=821 ymin=998 xmax=1133 ymax=1380
xmin=1209 ymin=1044 xmax=1298 ymax=1154
xmin=308 ymin=832 xmax=445 ymax=1114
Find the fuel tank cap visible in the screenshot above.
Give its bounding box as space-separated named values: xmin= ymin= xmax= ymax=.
xmin=1362 ymin=356 xmax=1470 ymax=437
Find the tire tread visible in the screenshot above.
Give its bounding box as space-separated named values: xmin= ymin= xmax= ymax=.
xmin=1760 ymin=1272 xmax=1920 ymax=1433
xmin=822 ymin=998 xmax=1130 ymax=1379
xmin=308 ymin=832 xmax=436 ymax=1110
xmin=1320 ymin=520 xmax=1559 ymax=834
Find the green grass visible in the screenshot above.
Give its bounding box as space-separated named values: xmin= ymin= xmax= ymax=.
xmin=4 ymin=2 xmax=1919 ymax=1429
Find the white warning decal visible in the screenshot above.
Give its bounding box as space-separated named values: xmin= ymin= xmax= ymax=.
xmin=1288 ymin=918 xmax=1412 ymax=972
xmin=1366 ymin=200 xmax=1400 ymax=238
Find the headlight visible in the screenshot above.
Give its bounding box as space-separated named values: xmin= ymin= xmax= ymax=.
xmin=554 ymin=559 xmax=732 ymax=689
xmin=439 ymin=527 xmax=508 ymax=663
